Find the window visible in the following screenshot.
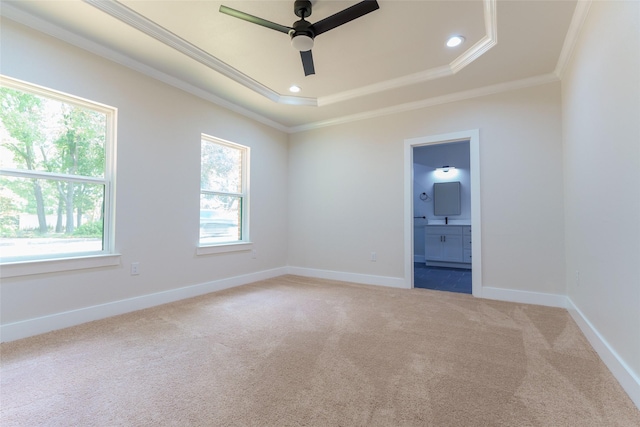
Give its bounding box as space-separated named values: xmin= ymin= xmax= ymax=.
xmin=0 ymin=76 xmax=116 ymax=264
xmin=199 ymin=135 xmax=249 ymax=248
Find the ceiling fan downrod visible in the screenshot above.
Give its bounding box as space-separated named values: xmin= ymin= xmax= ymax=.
xmin=294 ymin=0 xmax=312 ymax=19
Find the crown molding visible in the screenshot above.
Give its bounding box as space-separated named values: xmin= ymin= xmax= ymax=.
xmin=554 ymin=0 xmax=592 ymax=79
xmin=83 ymin=0 xmax=316 ymax=108
xmin=318 ymin=0 xmax=497 ymax=107
xmin=0 ymin=3 xmax=290 ymax=133
xmin=289 ymin=73 xmax=560 ymax=133
xmin=450 ymin=0 xmax=497 ymax=73
xmin=449 ymin=34 xmax=495 ymax=75
xmin=317 ymin=66 xmax=453 ymax=107
xmin=82 ymin=0 xmax=496 ymax=108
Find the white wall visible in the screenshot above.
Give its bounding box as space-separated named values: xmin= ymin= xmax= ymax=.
xmin=288 ymin=82 xmax=565 ymax=295
xmin=562 ymin=0 xmax=640 ymax=387
xmin=0 ymin=20 xmax=289 ymax=327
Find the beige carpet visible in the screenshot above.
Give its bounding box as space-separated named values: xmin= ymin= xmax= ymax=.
xmin=2 ymin=275 xmax=639 ymax=426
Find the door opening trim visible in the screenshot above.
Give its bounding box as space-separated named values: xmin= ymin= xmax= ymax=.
xmin=404 ymin=130 xmax=482 ymax=297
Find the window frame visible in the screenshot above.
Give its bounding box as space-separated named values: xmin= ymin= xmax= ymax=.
xmin=197 ymin=134 xmax=251 ymax=255
xmin=0 ymin=75 xmax=119 ymax=276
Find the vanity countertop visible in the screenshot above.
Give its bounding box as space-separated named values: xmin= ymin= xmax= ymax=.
xmin=427 ymin=220 xmax=471 ymax=226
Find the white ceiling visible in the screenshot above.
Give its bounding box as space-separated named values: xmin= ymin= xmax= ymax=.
xmin=2 ymin=0 xmax=579 ymax=132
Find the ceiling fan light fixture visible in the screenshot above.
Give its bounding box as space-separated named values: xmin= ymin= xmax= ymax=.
xmin=446 ymin=35 xmax=465 ymax=47
xmin=291 ymin=34 xmax=314 ymax=51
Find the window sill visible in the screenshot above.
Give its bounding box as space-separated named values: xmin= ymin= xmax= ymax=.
xmin=196 ymin=242 xmax=253 ymax=256
xmin=1 ymin=254 xmax=121 ymax=279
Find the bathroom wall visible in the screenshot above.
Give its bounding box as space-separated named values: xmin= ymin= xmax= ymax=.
xmin=413 ymin=141 xmax=471 ymax=260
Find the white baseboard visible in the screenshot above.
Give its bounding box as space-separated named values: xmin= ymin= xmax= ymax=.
xmin=0 ymin=267 xmax=287 ymax=343
xmin=480 ymin=286 xmax=568 ymax=308
xmin=287 ymin=266 xmax=408 ymax=289
xmin=566 ymin=298 xmax=640 ymax=409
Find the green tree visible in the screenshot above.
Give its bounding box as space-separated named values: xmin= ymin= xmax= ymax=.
xmin=54 ymin=105 xmax=105 ymax=233
xmin=1 ymin=87 xmax=106 ymax=236
xmin=0 ymin=88 xmax=48 ymax=233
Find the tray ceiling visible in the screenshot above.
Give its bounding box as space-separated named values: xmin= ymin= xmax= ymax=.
xmin=1 ymin=0 xmax=580 ymax=132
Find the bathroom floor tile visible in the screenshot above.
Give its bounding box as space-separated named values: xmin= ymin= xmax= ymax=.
xmin=414 ymin=263 xmax=472 ymax=294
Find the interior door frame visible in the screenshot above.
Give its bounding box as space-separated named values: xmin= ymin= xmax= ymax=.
xmin=403 ymin=130 xmax=482 ymax=297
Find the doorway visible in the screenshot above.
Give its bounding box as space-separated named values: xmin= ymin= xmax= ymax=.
xmin=414 ymin=141 xmax=471 ymax=293
xmin=403 ymin=130 xmax=482 ymax=296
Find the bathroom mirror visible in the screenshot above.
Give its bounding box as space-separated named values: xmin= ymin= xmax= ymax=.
xmin=433 ymin=181 xmax=461 ymax=216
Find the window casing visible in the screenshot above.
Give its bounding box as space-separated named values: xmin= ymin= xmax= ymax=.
xmin=0 ymin=76 xmax=116 ymax=265
xmin=199 ymin=135 xmax=249 ymax=249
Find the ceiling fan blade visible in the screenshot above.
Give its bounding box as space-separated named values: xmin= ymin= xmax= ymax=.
xmin=300 ymin=50 xmax=316 ymax=76
xmin=310 ymin=0 xmax=379 ymax=36
xmin=219 ymin=5 xmax=293 ymax=34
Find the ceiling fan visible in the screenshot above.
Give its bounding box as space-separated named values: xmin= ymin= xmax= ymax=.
xmin=219 ymin=0 xmax=380 ymax=76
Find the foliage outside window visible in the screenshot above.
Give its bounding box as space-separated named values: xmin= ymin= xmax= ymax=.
xmin=200 ymin=135 xmax=248 ymax=246
xmin=0 ymin=76 xmax=115 ymax=263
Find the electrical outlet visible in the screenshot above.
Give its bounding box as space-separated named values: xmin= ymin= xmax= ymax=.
xmin=131 ymin=262 xmax=140 ymax=275
xmin=575 ymin=270 xmax=580 ymax=287
xmin=371 ymin=252 xmax=377 ymax=262
xmin=251 ymin=249 xmax=257 ymax=259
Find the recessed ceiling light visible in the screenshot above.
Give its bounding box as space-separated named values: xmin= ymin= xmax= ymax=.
xmin=289 ymin=85 xmax=301 ymax=93
xmin=446 ymin=36 xmax=465 ymax=47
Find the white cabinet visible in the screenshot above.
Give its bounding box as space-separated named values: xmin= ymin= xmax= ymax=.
xmin=425 ymin=233 xmax=447 ymax=260
xmin=463 ymin=226 xmax=472 ymax=263
xmin=425 ymin=225 xmax=471 ymax=266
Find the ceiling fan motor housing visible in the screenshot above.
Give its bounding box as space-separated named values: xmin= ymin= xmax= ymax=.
xmin=294 ymin=0 xmax=312 ymax=18
xmin=291 ymin=19 xmax=315 ymax=39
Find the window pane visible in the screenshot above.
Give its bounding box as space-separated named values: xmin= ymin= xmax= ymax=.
xmin=201 ymin=140 xmax=242 ymax=193
xmin=0 ymin=87 xmax=106 ymax=178
xmin=0 ymin=175 xmax=105 ymax=261
xmin=200 ymin=193 xmax=241 ymax=244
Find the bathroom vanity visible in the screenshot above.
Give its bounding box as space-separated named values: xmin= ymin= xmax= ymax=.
xmin=425 ymin=225 xmax=471 ymax=269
